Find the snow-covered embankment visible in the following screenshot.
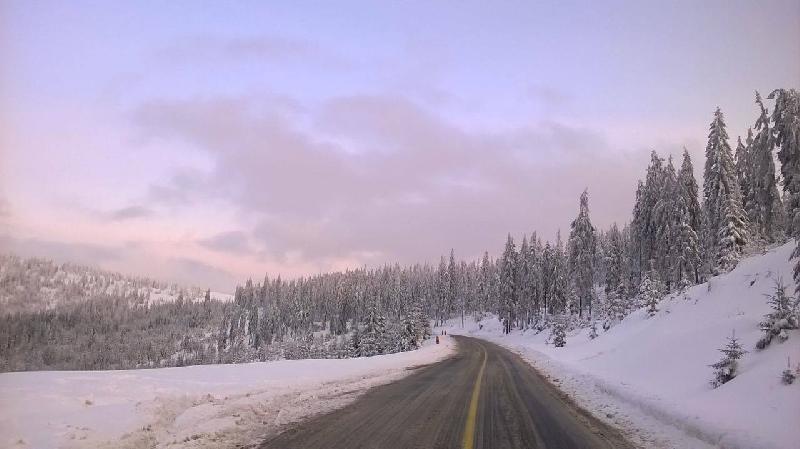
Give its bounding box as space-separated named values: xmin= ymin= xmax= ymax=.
xmin=446 ymin=242 xmax=800 ymax=449
xmin=0 ymin=337 xmax=455 ymax=449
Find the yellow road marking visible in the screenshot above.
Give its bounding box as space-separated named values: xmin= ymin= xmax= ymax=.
xmin=462 ymin=344 xmax=487 ymax=449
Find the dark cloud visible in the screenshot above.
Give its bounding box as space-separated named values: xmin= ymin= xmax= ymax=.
xmin=155 ymin=35 xmax=349 ymax=69
xmin=198 ymin=230 xmax=250 ymax=254
xmin=527 ymin=85 xmax=572 ymax=112
xmin=168 ymin=257 xmax=237 ymax=292
xmin=0 ymin=234 xmax=121 ymax=266
xmin=0 ymin=197 xmax=10 ymax=219
xmin=0 ymin=233 xmax=238 ymax=292
xmin=131 ymin=93 xmax=650 ymax=271
xmin=108 ymin=205 xmax=153 ymax=221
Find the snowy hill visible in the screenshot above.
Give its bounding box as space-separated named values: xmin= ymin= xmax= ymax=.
xmin=446 ymin=242 xmax=800 ymax=449
xmin=0 ymin=253 xmax=232 ymax=315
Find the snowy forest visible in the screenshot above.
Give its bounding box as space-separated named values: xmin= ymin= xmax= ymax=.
xmin=1 ymin=88 xmax=798 ymax=372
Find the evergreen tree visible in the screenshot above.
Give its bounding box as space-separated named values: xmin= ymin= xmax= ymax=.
xmin=477 ymin=251 xmax=493 ymax=318
xmin=518 ymin=235 xmax=533 ymax=326
xmin=677 ymin=150 xmax=703 ymax=284
xmin=360 ymin=300 xmax=386 ymax=356
xmin=436 ymin=255 xmax=449 ymax=325
xmin=639 ymin=271 xmax=664 ymax=317
xmin=736 ymin=133 xmax=755 ymax=230
xmin=755 ymin=279 xmax=799 ymax=350
xmin=568 ymin=189 xmax=597 ymax=318
xmin=499 ymin=235 xmax=519 ymax=333
xmin=710 ymin=331 xmax=747 ymax=388
xmin=550 ymin=320 xmax=567 ymax=347
xmin=703 ymin=108 xmax=748 ymax=273
xmin=448 ymin=249 xmax=458 ymax=321
xmin=750 ymin=92 xmax=785 ymax=243
xmin=653 ymin=157 xmax=680 ymax=290
xmin=769 ymin=89 xmax=800 ymax=293
xmin=603 ymin=223 xmax=629 ymax=326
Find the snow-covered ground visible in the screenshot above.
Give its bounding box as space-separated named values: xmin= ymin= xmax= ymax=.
xmin=0 ymin=337 xmax=455 ymax=449
xmin=444 ymin=242 xmax=800 ymax=449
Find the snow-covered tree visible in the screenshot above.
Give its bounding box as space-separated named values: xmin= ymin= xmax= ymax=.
xmin=676 ymin=149 xmax=703 ymax=284
xmin=639 ymin=271 xmax=664 ymax=317
xmin=568 ymin=189 xmax=597 ymax=318
xmin=499 ymin=234 xmax=519 ymax=333
xmin=710 ymin=331 xmax=747 ymax=388
xmin=756 ymin=279 xmax=799 ymax=350
xmin=781 ymin=357 xmax=797 ymax=385
xmin=736 ymin=131 xmax=754 ymax=227
xmin=477 ymin=251 xmax=494 ymax=317
xmin=749 ymin=92 xmax=785 ymax=243
xmin=550 ymin=320 xmax=567 ymax=347
xmin=448 ymin=249 xmax=459 ymax=322
xmin=769 ymin=89 xmax=800 ymax=293
xmin=703 ymin=107 xmax=748 ymax=273
xmin=588 ymin=321 xmax=599 ymax=339
xmin=359 ymin=300 xmax=387 ymax=356
xmin=436 ymin=255 xmax=449 ymax=325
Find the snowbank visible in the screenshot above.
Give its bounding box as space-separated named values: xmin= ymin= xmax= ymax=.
xmin=445 ymin=242 xmax=800 ymax=449
xmin=0 ymin=337 xmax=455 ymax=449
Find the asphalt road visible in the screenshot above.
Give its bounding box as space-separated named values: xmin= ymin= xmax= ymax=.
xmin=259 ymin=336 xmax=634 ymax=449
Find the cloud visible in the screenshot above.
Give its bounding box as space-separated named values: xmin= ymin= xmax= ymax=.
xmin=0 ymin=197 xmax=10 ymax=219
xmin=0 ymin=233 xmax=238 ymax=292
xmin=198 ymin=230 xmax=250 ymax=254
xmin=0 ymin=234 xmax=121 ymax=265
xmin=527 ymin=85 xmax=572 ymax=112
xmin=130 ymin=93 xmax=651 ymax=272
xmin=155 ymin=35 xmax=349 ymax=69
xmin=108 ymin=205 xmax=154 ymax=221
xmin=168 ymin=257 xmax=237 ymax=291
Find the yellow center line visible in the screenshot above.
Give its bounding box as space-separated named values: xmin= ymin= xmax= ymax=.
xmin=462 ymin=343 xmax=488 ymax=449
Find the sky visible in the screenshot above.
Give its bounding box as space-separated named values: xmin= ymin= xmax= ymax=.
xmin=1 ymin=0 xmax=799 ymax=292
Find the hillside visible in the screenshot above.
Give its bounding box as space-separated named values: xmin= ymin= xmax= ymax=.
xmin=446 ymin=242 xmax=800 ymax=449
xmin=0 ymin=253 xmax=232 ymax=315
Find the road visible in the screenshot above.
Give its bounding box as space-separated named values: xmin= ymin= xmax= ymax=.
xmin=260 ymin=336 xmax=634 ymax=449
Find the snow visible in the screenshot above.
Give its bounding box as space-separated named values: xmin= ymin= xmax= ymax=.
xmin=0 ymin=337 xmax=455 ymax=449
xmin=445 ymin=242 xmax=800 ymax=449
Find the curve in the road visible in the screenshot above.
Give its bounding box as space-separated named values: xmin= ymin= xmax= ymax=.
xmin=260 ymin=335 xmax=633 ymax=449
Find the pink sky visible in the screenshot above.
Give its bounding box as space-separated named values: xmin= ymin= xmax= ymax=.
xmin=1 ymin=1 xmax=799 ymax=291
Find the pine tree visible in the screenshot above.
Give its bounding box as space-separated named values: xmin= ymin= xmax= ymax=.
xmin=710 ymin=331 xmax=747 ymax=388
xmin=436 ymin=256 xmax=449 ymax=325
xmin=550 ymin=320 xmax=567 ymax=347
xmin=399 ymin=310 xmax=419 ymax=351
xmin=703 ymin=108 xmax=748 ymax=273
xmin=588 ymin=321 xmax=599 ymax=339
xmin=568 ymin=189 xmax=597 ymax=318
xmin=604 ymin=224 xmax=624 ymax=299
xmin=653 ymin=157 xmax=680 ymax=290
xmin=360 ymin=300 xmax=386 ymax=356
xmin=499 ymin=235 xmax=519 ymax=333
xmin=631 ymin=152 xmax=667 ymax=287
xmin=518 ymin=235 xmax=532 ymax=326
xmin=781 ymin=357 xmax=797 ymax=385
xmin=676 ymin=150 xmax=703 ymax=284
xmin=603 ymin=223 xmax=629 ymax=325
xmin=639 ymin=271 xmax=664 ymax=317
xmin=756 ymin=279 xmax=799 ymax=350
xmin=750 ymin=92 xmax=785 ymax=243
xmin=448 ymin=249 xmax=458 ymax=321
xmin=477 ymin=251 xmax=493 ymax=318
xmin=769 ymin=89 xmax=800 ymax=293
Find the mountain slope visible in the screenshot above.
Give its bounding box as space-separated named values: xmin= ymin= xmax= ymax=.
xmin=448 ymin=242 xmax=800 ymax=449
